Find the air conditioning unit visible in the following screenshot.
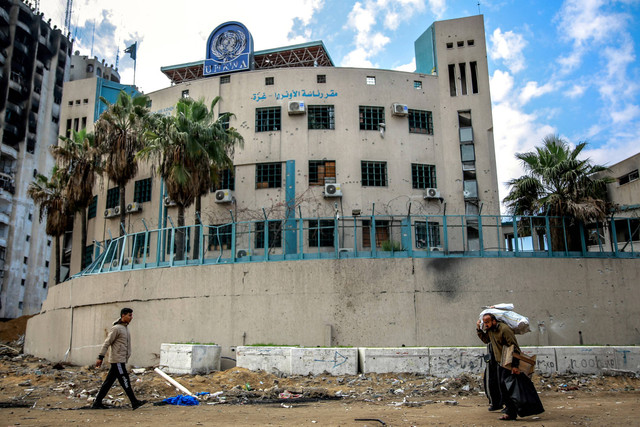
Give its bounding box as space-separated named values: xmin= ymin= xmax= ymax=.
xmin=288 ymin=100 xmax=305 ymax=115
xmin=110 ymin=259 xmax=120 ymax=267
xmin=113 ymin=205 xmax=121 ymax=215
xmin=103 ymin=208 xmax=117 ymax=218
xmin=424 ymin=188 xmax=441 ymax=199
xmin=391 ymin=103 xmax=409 ymax=116
xmin=429 ymin=246 xmax=442 ymax=252
xmin=236 ymin=249 xmax=248 ymax=258
xmin=164 ymin=196 xmax=176 ymax=207
xmin=214 ymin=189 xmax=233 ymax=203
xmin=122 ymin=257 xmax=134 ymax=266
xmin=126 ymin=202 xmax=141 ymax=213
xmin=324 ymin=183 xmax=342 ymax=197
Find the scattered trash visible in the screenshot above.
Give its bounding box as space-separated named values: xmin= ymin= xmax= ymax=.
xmin=162 ymin=394 xmax=199 ymax=406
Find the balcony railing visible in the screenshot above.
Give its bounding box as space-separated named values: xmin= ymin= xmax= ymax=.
xmin=74 ymin=214 xmax=640 ymax=278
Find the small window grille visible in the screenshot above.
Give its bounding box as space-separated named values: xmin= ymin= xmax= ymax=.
xmin=416 ymin=221 xmax=441 ymax=248
xmin=134 ymin=178 xmax=152 ymax=203
xmin=220 ymin=75 xmax=231 ymax=84
xmin=265 ymin=77 xmax=274 ymax=85
xmin=181 ymin=89 xmax=190 ymax=98
xmin=307 ymin=105 xmax=335 ymax=130
xmin=255 ymin=107 xmax=281 ymax=132
xmin=359 ymin=106 xmax=384 ymax=131
xmin=256 ymin=163 xmax=282 ymax=188
xmin=317 ymin=74 xmax=326 ymax=83
xmin=366 ymin=76 xmax=376 ymax=85
xmin=361 ymin=161 xmax=387 ymax=187
xmin=414 ymin=81 xmax=422 ymax=89
xmin=446 ymin=42 xmax=453 ymax=49
xmin=408 ymin=109 xmax=433 ymax=134
xmin=411 ymin=164 xmax=437 ymax=189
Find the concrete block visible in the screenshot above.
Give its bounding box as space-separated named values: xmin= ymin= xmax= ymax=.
xmin=359 ymin=348 xmax=429 ymax=374
xmin=290 ymin=348 xmax=358 ymax=376
xmin=429 ymin=347 xmax=485 ymax=377
xmin=555 ymin=347 xmax=617 ymax=374
xmin=159 ymin=343 xmax=221 ymax=375
xmin=613 ymin=347 xmax=640 ymax=372
xmin=521 ymin=346 xmax=557 ymax=376
xmin=236 ymin=346 xmax=294 ymax=374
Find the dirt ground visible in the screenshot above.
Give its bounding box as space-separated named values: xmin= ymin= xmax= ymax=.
xmin=1 ymin=318 xmax=639 ymax=426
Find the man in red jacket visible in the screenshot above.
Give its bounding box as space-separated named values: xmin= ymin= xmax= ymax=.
xmin=92 ymin=308 xmax=147 ymax=410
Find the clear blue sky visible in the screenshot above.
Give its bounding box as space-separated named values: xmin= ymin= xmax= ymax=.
xmin=41 ymin=0 xmax=640 ymax=208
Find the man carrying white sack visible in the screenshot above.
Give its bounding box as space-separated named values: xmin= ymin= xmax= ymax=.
xmin=476 ymin=313 xmax=544 ymax=421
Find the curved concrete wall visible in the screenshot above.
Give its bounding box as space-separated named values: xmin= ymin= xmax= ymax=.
xmin=25 ymin=258 xmax=640 ymax=367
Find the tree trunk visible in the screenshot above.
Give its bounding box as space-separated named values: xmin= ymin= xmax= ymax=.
xmin=119 ymin=185 xmax=126 ymax=237
xmin=55 ymin=235 xmax=61 ymax=284
xmin=81 ymin=206 xmax=88 ymax=268
xmin=175 ymin=204 xmax=186 ymax=260
xmin=193 ymin=196 xmax=201 ymax=260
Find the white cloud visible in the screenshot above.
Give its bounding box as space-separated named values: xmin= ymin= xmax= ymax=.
xmin=565 ymin=84 xmax=586 ymax=98
xmin=394 ymin=58 xmax=416 ymax=72
xmin=489 ymin=28 xmax=527 ymax=73
xmin=489 ymin=69 xmax=513 ymax=103
xmin=610 ymin=104 xmax=640 ymax=124
xmin=518 ymin=81 xmax=557 ymax=105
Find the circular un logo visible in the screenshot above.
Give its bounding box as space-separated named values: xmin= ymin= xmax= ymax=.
xmin=211 ymin=30 xmax=247 ymax=63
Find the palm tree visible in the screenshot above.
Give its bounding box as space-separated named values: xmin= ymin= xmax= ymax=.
xmin=27 ymin=166 xmax=70 ymax=284
xmin=94 ymin=90 xmax=150 ymax=236
xmin=140 ymin=97 xmax=243 ymax=261
xmin=503 ymin=134 xmax=613 ymax=251
xmin=52 ymin=129 xmax=103 ymax=269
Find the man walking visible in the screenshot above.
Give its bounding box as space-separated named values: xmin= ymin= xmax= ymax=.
xmin=92 ymin=307 xmax=147 ymax=410
xmin=476 ymin=313 xmax=543 ymax=421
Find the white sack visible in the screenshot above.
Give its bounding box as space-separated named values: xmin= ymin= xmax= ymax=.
xmin=479 ymin=304 xmax=530 ymax=335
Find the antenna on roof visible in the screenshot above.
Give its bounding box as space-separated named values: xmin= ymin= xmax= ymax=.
xmin=477 ymin=1 xmax=481 ymax=14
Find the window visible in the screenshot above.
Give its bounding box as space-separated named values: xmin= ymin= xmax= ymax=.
xmin=208 ymin=224 xmax=233 ymax=250
xmin=46 ymin=261 xmax=49 ymax=267
xmin=26 ymin=235 xmax=30 ymax=242
xmin=619 ymin=169 xmax=639 ymax=185
xmin=132 ymin=233 xmax=150 ymax=258
xmin=359 ymin=106 xmax=384 ymax=130
xmin=81 ymin=117 xmax=87 ymax=129
xmin=24 ymin=256 xmax=28 ymax=264
xmin=446 ymin=42 xmax=453 ymax=49
xmin=88 ymin=195 xmax=97 ymax=219
xmin=470 ymin=61 xmax=478 ymax=94
xmin=219 ymin=112 xmax=230 ymax=130
xmin=448 ymin=64 xmax=457 ymax=96
xmin=308 ymin=105 xmax=335 ymax=130
xmin=265 ymin=76 xmax=274 ymax=85
xmin=256 ymin=162 xmax=282 ymax=188
xmin=86 ymin=64 xmax=93 ymax=73
xmin=83 ymin=98 xmax=89 ymax=104
xmin=317 ymin=74 xmax=326 ymax=83
xmin=211 ymin=168 xmax=235 ymax=191
xmin=83 ymin=244 xmax=94 ymax=269
xmin=467 ymin=40 xmax=475 ymax=46
xmin=26 ymin=139 xmax=35 ymax=154
xmin=43 ymin=282 xmax=47 ymax=289
xmin=134 ymin=178 xmax=152 ymax=203
xmin=309 ymin=160 xmax=336 ymax=186
xmin=255 ymin=221 xmax=282 ymax=248
xmin=459 ymin=63 xmax=468 ymax=95
xmin=255 ymin=107 xmax=281 ymax=132
xmin=18 ymin=301 xmax=23 ymax=310
xmin=408 ymin=109 xmax=433 ymax=134
xmin=73 ymin=117 xmax=79 ymax=132
xmin=308 ymin=219 xmax=335 ymax=247
xmin=412 ymin=164 xmax=437 ymax=189
xmin=65 ymin=119 xmax=72 ymax=137
xmin=457 ymin=41 xmax=464 ymax=47
xmin=362 ymin=220 xmax=389 ymax=248
xmin=68 ymin=100 xmax=73 ymax=106
xmin=458 ymin=111 xmax=473 ymax=142
xmin=75 ymin=99 xmax=81 ymax=105
xmin=181 ymin=89 xmax=189 ymax=98
xmin=461 ymin=144 xmax=475 ymax=162
xmin=416 ymin=221 xmax=441 ymax=248
xmin=220 ymin=75 xmax=230 ymax=84
xmin=21 ymin=279 xmax=25 ymax=286
xmin=166 ymin=229 xmax=191 ymax=254
xmin=464 ymin=180 xmax=478 ymax=199
xmin=414 ymin=81 xmax=422 ymax=89
xmin=106 ymin=187 xmax=119 ymax=209
xmin=366 ymin=76 xmax=376 ymax=85
xmin=361 ymin=161 xmax=387 ymax=186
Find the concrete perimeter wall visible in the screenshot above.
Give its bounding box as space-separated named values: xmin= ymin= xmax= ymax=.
xmin=24 ymin=258 xmax=640 ymax=368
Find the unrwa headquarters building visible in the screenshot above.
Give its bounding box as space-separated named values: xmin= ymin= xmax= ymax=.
xmin=26 ymin=16 xmax=640 ymax=368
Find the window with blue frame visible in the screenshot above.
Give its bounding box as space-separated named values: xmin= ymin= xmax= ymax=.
xmin=255 ymin=221 xmax=282 ymax=248
xmin=308 ymin=220 xmax=335 ymax=247
xmin=211 ymin=169 xmax=235 ymax=192
xmin=411 ymin=164 xmax=437 ymax=189
xmin=256 ymin=163 xmax=282 ymax=188
xmin=87 ymin=195 xmax=97 ymax=219
xmin=208 ymin=224 xmax=233 ymax=250
xmin=361 ymin=161 xmax=387 ymax=186
xmin=82 ymin=244 xmax=94 ymax=269
xmin=106 ymin=187 xmax=119 ymax=209
xmin=134 ymin=178 xmax=152 ymax=203
xmin=415 ymin=221 xmax=441 ymax=248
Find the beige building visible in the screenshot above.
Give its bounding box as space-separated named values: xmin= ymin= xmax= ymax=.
xmin=64 ymin=15 xmax=500 ymax=276
xmin=0 ymin=0 xmax=71 ymax=318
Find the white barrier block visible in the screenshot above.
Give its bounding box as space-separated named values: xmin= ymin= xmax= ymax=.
xmin=359 ymin=348 xmax=429 ymax=374
xmin=290 ymin=348 xmax=358 ymax=376
xmin=555 ymin=347 xmax=617 ymax=374
xmin=159 ymin=343 xmax=221 ymax=375
xmin=236 ymin=346 xmax=294 ymax=374
xmin=521 ymin=346 xmax=557 ymax=376
xmin=429 ymin=347 xmax=485 ymax=377
xmin=613 ymin=347 xmax=640 ymax=372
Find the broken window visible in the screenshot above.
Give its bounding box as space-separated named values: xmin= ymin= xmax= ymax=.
xmin=309 ymin=160 xmax=336 ymax=186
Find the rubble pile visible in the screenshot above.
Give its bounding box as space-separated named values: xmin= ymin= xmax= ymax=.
xmin=1 ymin=348 xmax=638 ymax=410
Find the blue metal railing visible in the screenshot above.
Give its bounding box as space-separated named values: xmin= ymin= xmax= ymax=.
xmin=74 ymin=214 xmax=640 ymax=277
